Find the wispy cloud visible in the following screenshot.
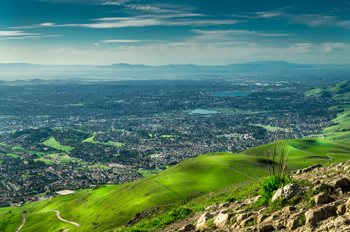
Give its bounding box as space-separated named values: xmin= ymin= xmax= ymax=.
xmin=125 ymin=4 xmax=183 ymax=14
xmin=0 ymin=31 xmax=35 ymax=36
xmin=14 ymin=15 xmax=242 ymax=29
xmin=0 ymin=31 xmax=60 ymax=40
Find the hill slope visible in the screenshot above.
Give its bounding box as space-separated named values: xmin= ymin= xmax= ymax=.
xmin=1 ymin=138 xmax=350 ymax=231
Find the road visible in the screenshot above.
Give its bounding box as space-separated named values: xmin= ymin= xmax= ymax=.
xmin=16 ymin=210 xmax=80 ymax=232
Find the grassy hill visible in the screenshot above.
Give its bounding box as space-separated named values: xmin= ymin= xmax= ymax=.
xmin=304 ymin=80 xmax=350 ymax=100
xmin=304 ymin=81 xmax=350 ymax=142
xmin=1 ymin=138 xmax=350 ymax=231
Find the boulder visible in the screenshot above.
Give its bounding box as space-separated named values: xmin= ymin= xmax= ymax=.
xmin=214 ymin=210 xmax=231 ymax=228
xmin=314 ymin=193 xmax=333 ymax=204
xmin=195 ymin=212 xmax=215 ymax=229
xmin=239 ymin=216 xmax=254 ymax=227
xmin=313 ymin=183 xmax=329 ymax=192
xmin=257 ymin=224 xmax=274 ymax=232
xmin=271 ymin=184 xmax=299 ymax=202
xmin=205 ymin=204 xmax=218 ymax=211
xmin=286 ymin=211 xmax=305 ymax=230
xmin=301 ymin=164 xmax=322 ymax=173
xmin=236 ymin=213 xmax=252 ymax=223
xmin=177 ymin=224 xmax=194 ymax=232
xmin=281 ymin=206 xmax=296 ymax=217
xmin=257 ymin=214 xmax=268 ymax=224
xmin=331 ymin=178 xmax=350 ymax=188
xmin=337 ymin=204 xmax=346 ymax=216
xmin=305 ymin=205 xmax=336 ymax=227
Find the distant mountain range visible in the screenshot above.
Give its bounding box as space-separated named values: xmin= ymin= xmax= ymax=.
xmin=0 ymin=61 xmax=349 ymax=80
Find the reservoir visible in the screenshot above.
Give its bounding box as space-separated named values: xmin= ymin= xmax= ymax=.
xmin=189 ymin=109 xmax=218 ymax=114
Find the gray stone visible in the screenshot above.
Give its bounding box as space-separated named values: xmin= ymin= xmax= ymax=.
xmin=271 ymin=184 xmax=299 ymax=202
xmin=205 ymin=204 xmax=218 ymax=211
xmin=281 ymin=206 xmax=296 ymax=217
xmin=302 ymin=164 xmax=322 ymax=173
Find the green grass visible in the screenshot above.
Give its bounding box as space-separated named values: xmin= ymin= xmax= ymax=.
xmin=21 ymin=174 xmax=35 ymax=178
xmin=138 ymin=169 xmax=161 ymax=178
xmin=321 ymin=104 xmax=350 ymax=142
xmin=0 ymin=115 xmax=18 ymax=118
xmin=20 ymin=211 xmax=76 ymax=232
xmin=6 ymin=153 xmax=20 ymax=158
xmin=242 ymin=138 xmax=350 ymax=169
xmin=91 ymin=164 xmax=111 ymax=169
xmin=160 ymin=135 xmax=180 ymax=138
xmin=2 ymin=137 xmax=350 ymax=232
xmin=0 ymin=143 xmax=7 ymax=146
xmin=33 ymin=158 xmax=55 ymax=165
xmin=43 ymin=137 xmax=74 ymax=152
xmin=82 ymin=133 xmax=123 ymax=147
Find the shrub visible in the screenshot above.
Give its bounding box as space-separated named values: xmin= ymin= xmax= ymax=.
xmin=260 ymin=175 xmax=287 ymax=204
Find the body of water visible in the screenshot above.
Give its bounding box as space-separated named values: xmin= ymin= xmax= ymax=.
xmin=189 ymin=109 xmax=218 ymax=114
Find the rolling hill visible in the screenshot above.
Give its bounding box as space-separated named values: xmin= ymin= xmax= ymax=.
xmin=1 ymin=138 xmax=350 ymax=231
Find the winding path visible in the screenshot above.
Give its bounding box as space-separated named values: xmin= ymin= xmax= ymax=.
xmin=213 ymin=159 xmax=255 ymax=180
xmin=327 ymin=153 xmax=333 ymax=161
xmin=16 ymin=210 xmax=80 ymax=232
xmin=155 ymin=181 xmax=184 ymax=200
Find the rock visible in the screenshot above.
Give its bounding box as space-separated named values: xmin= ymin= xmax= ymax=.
xmin=257 ymin=224 xmax=274 ymax=232
xmin=273 ymin=219 xmax=284 ymax=230
xmin=245 ymin=195 xmax=262 ymax=204
xmin=281 ymin=206 xmax=296 ymax=217
xmin=264 ymin=212 xmax=281 ymax=223
xmin=177 ymin=224 xmax=194 ymax=232
xmin=302 ymin=164 xmax=322 ymax=173
xmin=314 ymin=183 xmax=329 ymax=192
xmin=195 ymin=212 xmax=214 ymax=229
xmin=286 ymin=211 xmax=305 ymax=230
xmin=337 ymin=204 xmax=346 ymax=216
xmin=271 ymin=184 xmax=299 ymax=202
xmin=239 ymin=216 xmax=254 ymax=227
xmin=214 ymin=210 xmax=231 ymax=227
xmin=314 ymin=193 xmax=333 ymax=204
xmin=205 ymin=204 xmax=218 ymax=211
xmin=332 ymin=178 xmax=350 ymax=188
xmin=218 ymin=202 xmax=230 ymax=208
xmin=305 ymin=205 xmax=336 ymax=227
xmin=236 ymin=213 xmax=252 ymax=223
xmin=257 ymin=214 xmax=268 ymax=224
xmin=345 ymin=198 xmax=350 ymax=210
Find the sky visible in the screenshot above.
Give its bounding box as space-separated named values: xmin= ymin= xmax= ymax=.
xmin=1 ymin=0 xmax=350 ymax=65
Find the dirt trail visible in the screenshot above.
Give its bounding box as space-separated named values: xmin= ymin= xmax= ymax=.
xmin=155 ymin=181 xmax=184 ymax=200
xmin=213 ymin=159 xmax=255 ymax=180
xmin=16 ymin=210 xmax=80 ymax=232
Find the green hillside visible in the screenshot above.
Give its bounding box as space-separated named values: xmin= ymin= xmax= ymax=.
xmin=1 ymin=138 xmax=350 ymax=231
xmin=304 ymin=80 xmax=350 ymax=100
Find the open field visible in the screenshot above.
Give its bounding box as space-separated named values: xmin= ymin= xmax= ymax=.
xmin=82 ymin=133 xmax=123 ymax=147
xmin=43 ymin=137 xmax=74 ymax=152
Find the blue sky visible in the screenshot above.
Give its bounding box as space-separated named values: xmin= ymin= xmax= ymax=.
xmin=1 ymin=0 xmax=350 ymax=65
